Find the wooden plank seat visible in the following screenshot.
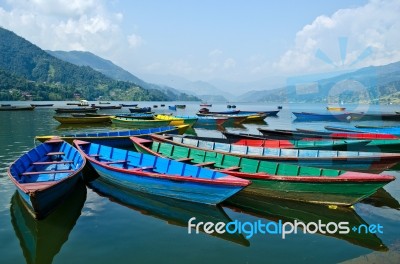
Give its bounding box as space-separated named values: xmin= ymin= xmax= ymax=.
xmin=194 ymin=161 xmax=215 ymax=167
xmin=44 ymin=139 xmax=64 ymax=143
xmin=103 ymin=160 xmax=127 ymax=165
xmin=33 ymin=160 xmax=74 ymax=165
xmin=176 ymin=157 xmax=193 ymax=162
xmin=130 ymin=166 xmax=154 ymax=171
xmin=222 ymin=166 xmax=241 ymax=171
xmin=22 ymin=169 xmax=75 ymax=176
xmin=20 ymin=182 xmax=55 ymax=191
xmin=46 ymin=152 xmax=65 ymax=156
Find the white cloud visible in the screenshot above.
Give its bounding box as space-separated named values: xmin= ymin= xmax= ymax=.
xmin=274 ymin=0 xmax=400 ymax=74
xmin=209 ymin=49 xmax=222 ymax=57
xmin=0 ymin=0 xmax=142 ymax=58
xmin=223 ymin=58 xmax=236 ymax=69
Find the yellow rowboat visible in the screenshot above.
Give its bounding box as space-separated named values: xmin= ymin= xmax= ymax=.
xmin=326 ymin=106 xmax=346 ymax=111
xmin=111 ymin=116 xmax=172 ymax=128
xmin=154 ymin=114 xmax=198 ymax=127
xmin=243 ymin=113 xmax=268 ymax=122
xmin=53 ymin=115 xmax=114 ymax=124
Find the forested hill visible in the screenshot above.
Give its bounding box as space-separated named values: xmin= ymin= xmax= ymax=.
xmin=0 ymin=27 xmax=170 ymax=101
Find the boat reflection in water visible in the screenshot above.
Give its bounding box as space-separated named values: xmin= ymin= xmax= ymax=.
xmin=10 ymin=182 xmax=87 ymax=264
xmin=193 ymin=123 xmax=226 ymax=132
xmin=88 ymin=178 xmax=249 ymax=246
xmin=225 ymin=192 xmax=388 ymax=252
xmin=361 ymin=188 xmax=400 ymax=210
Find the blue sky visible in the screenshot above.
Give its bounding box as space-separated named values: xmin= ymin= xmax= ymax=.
xmin=0 ymin=0 xmax=399 ymax=87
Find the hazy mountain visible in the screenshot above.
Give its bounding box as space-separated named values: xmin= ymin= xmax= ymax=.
xmin=47 ymin=50 xmax=199 ymax=101
xmin=241 ymin=61 xmax=400 ymax=103
xmin=0 ymin=27 xmax=170 ymax=101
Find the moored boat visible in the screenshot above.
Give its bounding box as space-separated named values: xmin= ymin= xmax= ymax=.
xmin=349 ymin=112 xmax=400 ymax=121
xmin=120 ymin=103 xmax=138 ymax=107
xmin=7 ymin=138 xmax=86 ymax=219
xmin=73 ymin=140 xmax=250 ymax=205
xmin=239 ymin=110 xmax=280 ymax=116
xmin=55 ymin=107 xmax=97 ymax=113
xmin=111 ymin=116 xmax=171 ymax=128
xmin=326 ymin=106 xmax=346 ymax=111
xmin=131 ymin=136 xmax=395 ymax=206
xmin=115 ymin=113 xmax=154 ymax=120
xmin=292 ymin=112 xmax=353 ymax=122
xmin=0 ymin=106 xmax=35 ymax=111
xmin=53 ymin=115 xmax=113 ymax=124
xmin=258 ymin=128 xmax=398 ymax=140
xmin=154 ymin=114 xmax=198 ymax=127
xmin=190 ymin=116 xmax=229 ymax=126
xmin=325 ymin=125 xmax=400 ymax=136
xmin=168 ymin=105 xmax=177 ymax=111
xmin=129 ymin=106 xmax=151 ymax=113
xmin=149 ymin=135 xmax=400 ymax=173
xmin=36 ymin=125 xmax=189 ymax=148
xmin=175 ymin=104 xmax=186 ymax=109
xmin=90 ymin=104 xmax=122 ymax=110
xmin=30 ymin=103 xmax=54 ymax=107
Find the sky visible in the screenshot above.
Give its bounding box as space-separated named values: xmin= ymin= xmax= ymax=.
xmin=0 ymin=0 xmax=399 ymax=85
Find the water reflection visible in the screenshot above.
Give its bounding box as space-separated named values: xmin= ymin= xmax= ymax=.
xmin=87 ymin=177 xmax=249 ymax=247
xmin=225 ymin=193 xmax=388 ymax=252
xmin=10 ymin=182 xmax=87 ymax=264
xmin=361 ymin=188 xmax=400 ymax=210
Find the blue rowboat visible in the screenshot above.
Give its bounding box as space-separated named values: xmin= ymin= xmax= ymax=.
xmin=325 ymin=125 xmax=400 ymax=136
xmin=35 ymin=125 xmax=189 ymax=148
xmin=73 ymin=140 xmax=250 ymax=205
xmin=168 ymin=105 xmax=177 ymax=111
xmin=8 ymin=138 xmax=86 ymax=219
xmin=292 ymin=112 xmax=352 ymax=122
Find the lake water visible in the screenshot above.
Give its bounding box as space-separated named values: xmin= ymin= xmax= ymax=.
xmin=0 ymin=101 xmax=399 ymax=264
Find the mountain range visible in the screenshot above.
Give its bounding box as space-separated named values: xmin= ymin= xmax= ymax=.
xmin=0 ymin=27 xmax=197 ymax=101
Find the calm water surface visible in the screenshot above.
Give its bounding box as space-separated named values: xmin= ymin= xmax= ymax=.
xmin=0 ymin=101 xmax=399 ymax=264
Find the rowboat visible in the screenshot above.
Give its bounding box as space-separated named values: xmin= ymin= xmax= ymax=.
xmin=349 ymin=112 xmax=400 ymax=121
xmin=111 ymin=116 xmax=171 ymax=128
xmin=89 ymin=178 xmax=249 ymax=246
xmin=175 ymin=104 xmax=186 ymax=109
xmin=226 ymin=193 xmax=387 ymax=251
xmin=131 ymin=136 xmax=395 ymax=206
xmin=120 ymin=103 xmax=138 ymax=107
xmin=99 ymin=101 xmax=110 ymax=104
xmin=198 ymin=109 xmax=240 ymax=115
xmin=227 ymin=105 xmax=236 ymax=108
xmin=7 ymin=138 xmax=86 ymax=219
xmin=90 ymin=104 xmax=122 ymax=110
xmin=149 ymin=135 xmax=400 ymax=173
xmin=191 ymin=116 xmax=228 ymax=126
xmin=73 ymin=140 xmax=250 ymax=205
xmin=10 ymin=182 xmax=86 ymax=264
xmin=292 ymin=112 xmax=353 ymax=122
xmin=222 ymin=131 xmax=372 ymax=151
xmin=53 ymin=115 xmax=113 ymax=124
xmin=325 ymin=125 xmax=400 ymax=136
xmin=36 ymin=125 xmax=189 ymax=148
xmin=55 ymin=107 xmax=97 ymax=113
xmin=326 ymin=106 xmax=346 ymax=111
xmin=242 ymin=113 xmax=268 ymax=122
xmin=258 ymin=128 xmax=398 ymax=140
xmin=129 ymin=107 xmax=151 ymax=113
xmin=200 ymin=103 xmax=212 ymax=107
xmin=30 ymin=104 xmax=54 ymax=107
xmin=239 ymin=110 xmax=280 ymax=116
xmin=0 ymin=106 xmax=35 ymax=111
xmin=196 ymin=113 xmax=248 ymax=124
xmin=154 ymin=114 xmax=198 ymax=127
xmin=1 ymin=103 xmax=11 ymax=106
xmin=115 ymin=113 xmax=155 ymax=120
xmin=223 ymin=131 xmax=400 ymax=153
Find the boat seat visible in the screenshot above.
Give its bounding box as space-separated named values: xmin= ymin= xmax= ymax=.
xmin=46 ymin=152 xmax=65 ymax=156
xmin=33 ymin=160 xmax=74 ymax=165
xmin=103 ymin=160 xmax=127 ymax=165
xmin=130 ymin=166 xmax=154 ymax=171
xmin=22 ymin=169 xmax=75 ymax=176
xmin=222 ymin=166 xmax=241 ymax=171
xmin=176 ymin=157 xmax=193 ymax=162
xmin=44 ymin=139 xmax=64 ymax=144
xmin=194 ymin=161 xmax=215 ymax=167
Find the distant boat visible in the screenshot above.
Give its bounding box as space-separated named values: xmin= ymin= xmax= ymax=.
xmin=120 ymin=103 xmax=138 ymax=107
xmin=53 ymin=115 xmax=113 ymax=124
xmin=292 ymin=112 xmax=352 ymax=122
xmin=1 ymin=104 xmax=11 ymax=107
xmin=7 ymin=138 xmax=86 ymax=219
xmin=99 ymin=101 xmax=110 ymax=104
xmin=90 ymin=104 xmax=122 ymax=110
xmin=30 ymin=103 xmax=54 ymax=107
xmin=175 ymin=104 xmax=186 ymax=109
xmin=168 ymin=105 xmax=177 ymax=111
xmin=277 ymin=106 xmax=283 ymax=110
xmin=200 ymin=103 xmax=212 ymax=107
xmin=111 ymin=116 xmax=172 ymax=128
xmin=55 ymin=107 xmax=97 ymax=113
xmin=0 ymin=106 xmax=35 ymax=111
xmin=160 ymin=104 xmax=166 ymax=107
xmin=129 ymin=107 xmax=151 ymax=113
xmin=326 ymin=106 xmax=346 ymax=111
xmin=153 ymin=105 xmax=158 ymax=108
